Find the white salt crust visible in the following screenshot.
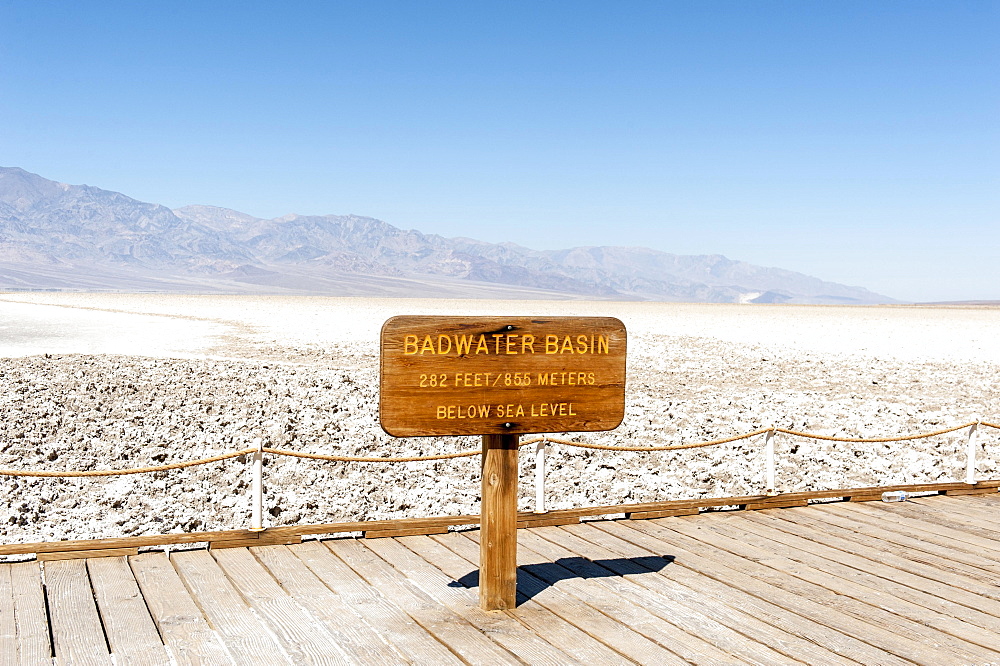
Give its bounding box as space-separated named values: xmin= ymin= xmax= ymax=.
xmin=1 ymin=293 xmax=998 ymax=550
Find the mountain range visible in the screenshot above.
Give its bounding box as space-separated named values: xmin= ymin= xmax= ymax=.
xmin=0 ymin=167 xmax=894 ymax=303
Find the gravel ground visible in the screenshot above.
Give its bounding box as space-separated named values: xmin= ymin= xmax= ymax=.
xmin=1 ymin=294 xmax=998 ymax=551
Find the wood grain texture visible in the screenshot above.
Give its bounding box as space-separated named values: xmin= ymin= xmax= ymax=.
xmin=208 ymin=535 xmax=301 ymax=549
xmin=480 ymin=433 xmax=518 ymax=610
xmin=86 ymin=557 xmax=169 ymax=666
xmin=597 ymin=520 xmax=918 ymax=665
xmin=8 ymin=562 xmax=50 ymax=666
xmin=627 ymin=517 xmax=987 ymax=665
xmin=380 ymin=316 xmax=626 ymax=436
xmin=328 ymin=538 xmax=522 ymax=664
xmin=364 ymin=536 xmax=583 ymax=665
xmin=39 ymin=547 xmax=138 ymax=561
xmin=453 ymin=531 xmax=688 ymax=665
xmin=170 ymin=550 xmax=292 ymax=665
xmin=290 ymin=540 xmax=462 ymax=664
xmin=562 ymin=521 xmax=906 ymax=665
xmin=210 ymin=547 xmax=353 ymax=665
xmin=731 ymin=510 xmax=1000 ymax=641
xmin=759 ymin=507 xmax=1000 ymax=604
xmin=520 ymin=525 xmax=812 ymax=665
xmin=492 ymin=528 xmax=750 ymax=665
xmin=363 ymin=526 xmax=448 ymax=539
xmin=44 ymin=559 xmax=112 ymax=666
xmin=548 ymin=524 xmax=855 ymax=666
xmin=250 ymin=544 xmax=408 ymax=665
xmin=0 ymin=565 xmax=17 ymax=666
xmin=408 ymin=533 xmax=632 ymax=664
xmin=128 ymin=553 xmax=231 ymax=666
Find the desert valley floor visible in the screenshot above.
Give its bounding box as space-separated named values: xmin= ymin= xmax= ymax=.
xmin=1 ymin=293 xmax=998 ymax=549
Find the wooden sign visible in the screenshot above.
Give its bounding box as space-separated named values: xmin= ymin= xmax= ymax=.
xmin=380 ymin=316 xmax=627 ymax=437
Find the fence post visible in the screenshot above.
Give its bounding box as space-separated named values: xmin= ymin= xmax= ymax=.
xmin=534 ymin=438 xmax=547 ymax=514
xmin=481 ymin=433 xmax=519 ymax=611
xmin=250 ymin=437 xmax=264 ymax=531
xmin=965 ymin=421 xmax=980 ymax=486
xmin=765 ymin=428 xmax=777 ymax=496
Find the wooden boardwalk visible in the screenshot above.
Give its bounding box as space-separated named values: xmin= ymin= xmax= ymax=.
xmin=4 ymin=493 xmax=1000 ymax=665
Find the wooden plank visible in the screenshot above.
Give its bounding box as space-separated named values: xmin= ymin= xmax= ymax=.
xmin=480 ymin=433 xmax=518 ymax=610
xmin=608 ymin=518 xmax=973 ymax=665
xmin=658 ymin=514 xmax=999 ymax=664
xmin=516 ymin=515 xmax=580 ymax=528
xmin=759 ymin=505 xmax=1000 ymax=601
xmin=170 ymin=549 xmax=292 ymax=665
xmin=289 ymin=540 xmax=463 ymax=664
xmin=720 ymin=511 xmax=1000 ymax=650
xmin=829 ymin=499 xmax=1000 ymax=557
xmin=210 ymin=547 xmax=353 ymax=664
xmin=44 ymin=559 xmax=112 ymax=666
xmin=327 ymin=538 xmax=522 ymax=664
xmin=0 ymin=528 xmax=265 ymax=555
xmin=87 ymin=557 xmax=170 ymax=665
xmin=625 ymin=509 xmax=697 ymax=520
xmin=769 ymin=502 xmax=1000 ymax=589
xmin=885 ymin=496 xmax=1000 ymax=541
xmin=563 ymin=521 xmax=905 ymax=665
xmin=404 ymin=533 xmax=631 ymax=664
xmin=918 ymin=495 xmax=1000 ymax=525
xmin=128 ymin=553 xmax=231 ymax=666
xmin=208 ymin=535 xmax=301 ymax=549
xmin=815 ymin=502 xmax=1000 ymax=571
xmin=9 ymin=562 xmax=51 ymax=665
xmin=0 ymin=565 xmax=17 ymax=666
xmin=439 ymin=530 xmax=688 ymax=665
xmin=364 ymin=536 xmax=586 ymax=665
xmin=363 ymin=526 xmax=448 ymax=539
xmin=538 ymin=523 xmax=857 ymax=665
xmin=744 ymin=498 xmax=808 ymax=510
xmin=846 ymin=493 xmax=883 ymax=502
xmin=944 ymin=486 xmax=997 ymax=495
xmin=463 ymin=530 xmax=695 ymax=665
xmin=250 ymin=544 xmax=409 ymax=664
xmin=39 ymin=547 xmax=138 ymax=561
xmin=516 ymin=526 xmax=808 ymax=665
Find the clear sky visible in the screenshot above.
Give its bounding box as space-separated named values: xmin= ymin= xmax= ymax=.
xmin=1 ymin=1 xmax=997 ymax=302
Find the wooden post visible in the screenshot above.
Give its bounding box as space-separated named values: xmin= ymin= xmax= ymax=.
xmin=480 ymin=433 xmax=519 ymax=610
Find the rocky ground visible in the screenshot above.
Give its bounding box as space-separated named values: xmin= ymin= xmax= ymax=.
xmin=2 ymin=296 xmax=998 ymax=555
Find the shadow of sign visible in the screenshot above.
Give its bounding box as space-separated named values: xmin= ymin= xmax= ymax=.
xmin=450 ymin=554 xmax=675 ymax=602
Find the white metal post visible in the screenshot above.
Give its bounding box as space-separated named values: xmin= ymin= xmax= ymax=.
xmin=534 ymin=438 xmax=547 ymax=513
xmin=765 ymin=428 xmax=777 ymax=496
xmin=965 ymin=422 xmax=979 ymax=486
xmin=251 ymin=437 xmax=264 ymax=531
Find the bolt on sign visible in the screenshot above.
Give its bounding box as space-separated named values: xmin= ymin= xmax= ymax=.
xmin=380 ymin=316 xmax=627 ymax=437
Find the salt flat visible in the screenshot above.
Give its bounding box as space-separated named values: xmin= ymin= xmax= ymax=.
xmin=1 ymin=292 xmax=998 ymax=547
xmin=3 ymin=292 xmax=999 ymax=362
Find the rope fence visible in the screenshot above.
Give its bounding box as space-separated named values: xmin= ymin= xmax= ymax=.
xmin=2 ymin=420 xmax=997 ymax=526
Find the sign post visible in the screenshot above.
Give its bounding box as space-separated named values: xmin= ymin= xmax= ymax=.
xmin=380 ymin=316 xmax=626 ymax=610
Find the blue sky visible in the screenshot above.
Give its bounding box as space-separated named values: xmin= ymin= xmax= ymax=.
xmin=1 ymin=1 xmax=997 ymax=302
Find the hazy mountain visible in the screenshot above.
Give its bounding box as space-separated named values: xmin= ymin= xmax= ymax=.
xmin=0 ymin=167 xmax=894 ymax=303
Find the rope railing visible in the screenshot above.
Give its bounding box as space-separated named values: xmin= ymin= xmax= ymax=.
xmin=0 ymin=448 xmax=255 ymax=478
xmin=1 ymin=420 xmax=996 ymax=527
xmin=1 ymin=422 xmax=996 ymax=476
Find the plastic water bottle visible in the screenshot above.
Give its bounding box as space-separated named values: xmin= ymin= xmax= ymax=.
xmin=881 ymin=491 xmax=909 ymax=502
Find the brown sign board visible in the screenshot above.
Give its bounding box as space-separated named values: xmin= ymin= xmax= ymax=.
xmin=379 ymin=316 xmax=627 ymax=437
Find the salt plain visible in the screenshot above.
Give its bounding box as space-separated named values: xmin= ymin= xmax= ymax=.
xmin=1 ymin=292 xmax=998 ymax=548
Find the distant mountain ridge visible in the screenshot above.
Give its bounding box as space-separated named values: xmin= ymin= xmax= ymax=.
xmin=0 ymin=167 xmax=894 ymax=303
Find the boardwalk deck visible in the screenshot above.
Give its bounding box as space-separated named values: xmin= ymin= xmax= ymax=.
xmin=3 ymin=493 xmax=1000 ymax=665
